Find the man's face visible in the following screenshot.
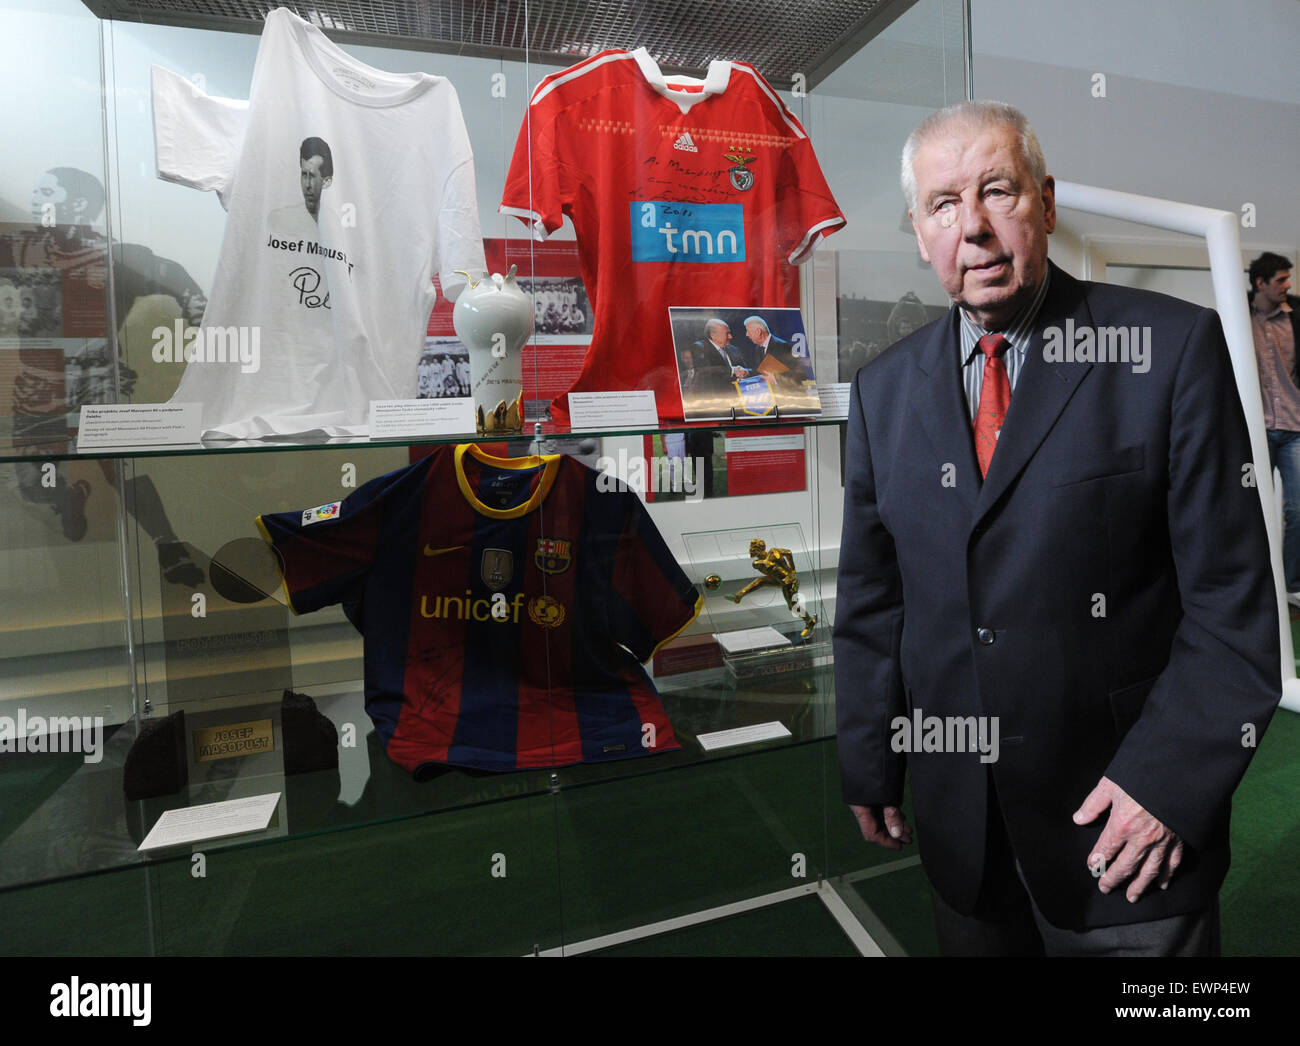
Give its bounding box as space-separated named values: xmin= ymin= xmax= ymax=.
xmin=909 ymin=121 xmax=1056 ymax=330
xmin=710 ymin=323 xmax=731 ymax=347
xmin=19 ymin=287 xmax=37 ymax=327
xmin=1256 ymin=270 xmax=1292 ymax=312
xmin=745 ymin=321 xmax=767 ymax=343
xmin=0 ymin=281 xmax=21 ymax=332
xmin=31 ymin=172 xmax=72 ymax=227
xmin=299 ymin=155 xmax=331 ymax=217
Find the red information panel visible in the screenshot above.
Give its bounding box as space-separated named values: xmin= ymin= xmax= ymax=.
xmin=722 ymin=428 xmax=807 ymax=496
xmin=426 ymin=238 xmax=589 ymax=419
xmin=641 ymin=426 xmax=806 ymax=500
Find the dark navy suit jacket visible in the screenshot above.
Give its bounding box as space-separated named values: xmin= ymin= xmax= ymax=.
xmin=833 ymin=261 xmax=1280 ymax=929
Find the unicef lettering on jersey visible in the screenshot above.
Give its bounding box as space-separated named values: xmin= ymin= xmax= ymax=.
xmin=630 ymin=201 xmax=745 ymax=263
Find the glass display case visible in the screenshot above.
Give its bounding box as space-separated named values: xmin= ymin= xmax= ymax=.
xmin=0 ymin=0 xmax=968 ymax=955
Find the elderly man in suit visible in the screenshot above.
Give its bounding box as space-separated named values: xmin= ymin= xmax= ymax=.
xmin=743 ymin=314 xmax=811 ymax=384
xmin=833 ymin=100 xmax=1280 ymax=956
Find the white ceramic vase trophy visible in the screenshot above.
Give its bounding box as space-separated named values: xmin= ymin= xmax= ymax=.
xmin=452 ymin=265 xmax=532 ymax=434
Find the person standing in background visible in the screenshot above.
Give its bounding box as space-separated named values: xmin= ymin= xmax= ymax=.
xmin=1247 ymin=252 xmax=1300 ymax=603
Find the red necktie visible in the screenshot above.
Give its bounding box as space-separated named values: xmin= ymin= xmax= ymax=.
xmin=973 ymin=333 xmax=1010 ymax=478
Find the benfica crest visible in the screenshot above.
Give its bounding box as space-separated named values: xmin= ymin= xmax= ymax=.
xmin=535 ymin=537 xmax=572 ymax=574
xmin=481 ymin=548 xmax=513 ymax=591
xmin=724 ymin=148 xmax=756 ymax=191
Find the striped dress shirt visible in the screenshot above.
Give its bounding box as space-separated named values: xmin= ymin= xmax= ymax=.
xmin=958 ymin=271 xmax=1052 ymax=422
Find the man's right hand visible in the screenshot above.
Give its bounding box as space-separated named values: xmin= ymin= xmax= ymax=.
xmin=850 ymin=804 xmax=912 ymax=850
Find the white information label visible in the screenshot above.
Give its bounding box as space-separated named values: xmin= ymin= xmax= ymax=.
xmin=76 ymin=403 xmax=202 ymax=450
xmin=721 ymin=432 xmax=806 ymax=454
xmin=369 ymin=398 xmax=476 ymax=438
xmin=713 ymin=625 xmax=790 ymax=654
xmin=698 ymin=721 xmax=793 ymax=751
xmin=816 ymin=383 xmax=851 ymax=418
xmin=567 ymin=390 xmax=659 ymax=430
xmin=138 ymin=792 xmax=281 ymax=851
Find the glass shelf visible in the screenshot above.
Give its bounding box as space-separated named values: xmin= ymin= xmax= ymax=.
xmin=0 ymin=666 xmax=833 ymax=895
xmin=0 ymin=410 xmax=848 ymax=464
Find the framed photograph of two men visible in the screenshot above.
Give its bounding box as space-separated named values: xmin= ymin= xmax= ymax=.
xmin=670 ymin=305 xmax=822 ymax=422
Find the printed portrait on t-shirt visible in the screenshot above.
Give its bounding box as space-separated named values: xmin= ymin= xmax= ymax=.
xmin=297 ymin=136 xmax=332 ymax=219
xmin=266 ymin=135 xmax=354 ymax=314
xmin=267 ymin=137 xmax=339 ymax=235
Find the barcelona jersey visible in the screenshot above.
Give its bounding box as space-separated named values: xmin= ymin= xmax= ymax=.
xmin=257 ymin=444 xmax=701 ymax=775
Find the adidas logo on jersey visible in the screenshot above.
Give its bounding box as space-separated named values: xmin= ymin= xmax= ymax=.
xmin=673 ymin=132 xmax=698 ymax=152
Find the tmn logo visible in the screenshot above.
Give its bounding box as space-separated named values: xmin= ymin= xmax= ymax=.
xmin=630 ymin=201 xmax=745 ymax=263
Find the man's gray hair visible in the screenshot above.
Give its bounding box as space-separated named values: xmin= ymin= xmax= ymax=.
xmin=742 ymin=315 xmax=770 ymax=333
xmin=900 ymin=100 xmax=1047 ymax=213
xmin=705 ymin=318 xmax=729 ymax=338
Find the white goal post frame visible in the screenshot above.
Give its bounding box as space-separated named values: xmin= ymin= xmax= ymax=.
xmin=1054 ymin=180 xmax=1298 ymax=713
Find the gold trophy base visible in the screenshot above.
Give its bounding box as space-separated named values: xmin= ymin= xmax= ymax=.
xmin=476 ymin=391 xmax=525 ymax=435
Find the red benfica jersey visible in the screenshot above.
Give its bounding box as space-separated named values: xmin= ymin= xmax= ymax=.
xmin=500 ymin=48 xmax=844 ymax=424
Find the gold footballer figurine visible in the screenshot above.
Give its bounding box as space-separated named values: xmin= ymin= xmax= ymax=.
xmin=726 ymin=538 xmax=817 ymax=639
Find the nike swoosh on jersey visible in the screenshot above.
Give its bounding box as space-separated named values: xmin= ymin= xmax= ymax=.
xmin=423 ymin=544 xmax=465 ymax=557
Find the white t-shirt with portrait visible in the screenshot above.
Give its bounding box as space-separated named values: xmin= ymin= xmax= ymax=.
xmin=152 ymin=7 xmax=485 ymax=438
